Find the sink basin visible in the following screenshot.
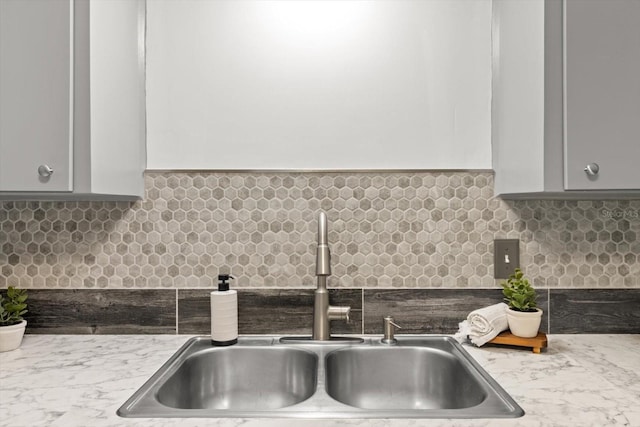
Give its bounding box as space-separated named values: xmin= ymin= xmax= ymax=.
xmin=326 ymin=346 xmax=486 ymax=410
xmin=157 ymin=346 xmax=317 ymax=410
xmin=118 ymin=336 xmax=523 ymax=419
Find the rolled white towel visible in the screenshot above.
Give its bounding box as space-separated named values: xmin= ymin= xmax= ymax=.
xmin=454 ymin=303 xmax=509 ymax=347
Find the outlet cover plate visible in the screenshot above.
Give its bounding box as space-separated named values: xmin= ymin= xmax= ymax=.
xmin=494 ymin=239 xmax=520 ymax=279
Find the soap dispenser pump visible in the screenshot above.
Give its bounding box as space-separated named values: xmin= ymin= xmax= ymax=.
xmin=210 ymin=274 xmax=238 ymax=346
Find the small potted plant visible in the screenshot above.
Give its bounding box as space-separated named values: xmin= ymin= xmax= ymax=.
xmin=501 ymin=268 xmax=542 ymax=338
xmin=0 ymin=287 xmax=28 ymax=352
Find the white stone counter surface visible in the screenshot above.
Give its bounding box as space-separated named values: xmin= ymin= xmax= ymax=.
xmin=1 ymin=334 xmax=638 ymax=427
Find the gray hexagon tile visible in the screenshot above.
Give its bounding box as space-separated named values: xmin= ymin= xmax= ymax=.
xmin=1 ymin=172 xmax=639 ymax=289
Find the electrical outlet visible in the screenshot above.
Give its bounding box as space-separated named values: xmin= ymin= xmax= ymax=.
xmin=494 ymin=239 xmax=520 ymax=279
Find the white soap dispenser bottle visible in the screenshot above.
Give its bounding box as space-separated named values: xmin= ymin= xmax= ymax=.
xmin=210 ymin=274 xmax=238 ymax=346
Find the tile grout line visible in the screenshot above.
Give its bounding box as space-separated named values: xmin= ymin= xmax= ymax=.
xmin=547 ymin=288 xmax=551 ymax=334
xmin=361 ymin=289 xmax=365 ymax=335
xmin=7 ymin=286 xmax=632 ymax=291
xmin=175 ymin=289 xmax=179 ymax=335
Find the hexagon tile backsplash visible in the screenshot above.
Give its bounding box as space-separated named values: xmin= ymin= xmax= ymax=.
xmin=1 ymin=172 xmax=639 ymax=289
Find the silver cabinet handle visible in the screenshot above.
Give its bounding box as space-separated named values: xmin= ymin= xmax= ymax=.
xmin=584 ymin=163 xmax=599 ymax=176
xmin=38 ymin=164 xmax=54 ymax=177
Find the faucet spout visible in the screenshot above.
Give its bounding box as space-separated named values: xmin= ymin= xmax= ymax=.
xmin=316 ymin=212 xmax=331 ymax=276
xmin=312 ymin=212 xmax=350 ymax=341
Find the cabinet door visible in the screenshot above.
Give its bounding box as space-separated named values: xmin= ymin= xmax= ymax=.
xmin=564 ymin=0 xmax=640 ymax=190
xmin=0 ymin=0 xmax=72 ymax=192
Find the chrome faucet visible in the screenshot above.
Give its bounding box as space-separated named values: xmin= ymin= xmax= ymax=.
xmin=312 ymin=212 xmax=350 ymax=340
xmin=381 ymin=316 xmax=402 ymax=345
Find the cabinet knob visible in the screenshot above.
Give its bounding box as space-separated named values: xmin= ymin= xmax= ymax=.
xmin=38 ymin=165 xmax=54 ymax=178
xmin=583 ymin=163 xmax=599 ymax=176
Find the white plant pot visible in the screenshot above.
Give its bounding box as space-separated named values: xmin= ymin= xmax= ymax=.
xmin=506 ymin=308 xmax=542 ymax=338
xmin=0 ymin=320 xmax=27 ymax=352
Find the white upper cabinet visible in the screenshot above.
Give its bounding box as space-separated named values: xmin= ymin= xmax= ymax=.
xmin=0 ymin=0 xmax=146 ymax=200
xmin=564 ymin=0 xmax=640 ymax=191
xmin=493 ymin=0 xmax=640 ymax=198
xmin=0 ymin=0 xmax=73 ymax=192
xmin=146 ymin=0 xmax=492 ymax=170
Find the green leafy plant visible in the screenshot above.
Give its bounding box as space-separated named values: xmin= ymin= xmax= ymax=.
xmin=0 ymin=287 xmax=28 ymax=326
xmin=501 ymin=268 xmax=538 ymax=312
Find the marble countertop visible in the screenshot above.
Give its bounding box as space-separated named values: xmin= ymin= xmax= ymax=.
xmin=1 ymin=334 xmax=638 ymax=427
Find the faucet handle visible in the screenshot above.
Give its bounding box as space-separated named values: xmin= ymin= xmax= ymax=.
xmin=328 ymin=305 xmax=350 ymax=322
xmin=385 ymin=316 xmax=401 ymax=330
xmin=382 ymin=316 xmax=401 ymax=344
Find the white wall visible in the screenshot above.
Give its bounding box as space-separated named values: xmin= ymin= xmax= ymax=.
xmin=146 ymin=0 xmax=491 ymax=170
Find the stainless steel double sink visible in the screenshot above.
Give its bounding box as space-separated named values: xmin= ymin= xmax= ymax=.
xmin=118 ymin=336 xmax=524 ymax=419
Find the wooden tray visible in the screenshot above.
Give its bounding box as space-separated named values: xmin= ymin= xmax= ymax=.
xmin=489 ymin=331 xmax=548 ymax=353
